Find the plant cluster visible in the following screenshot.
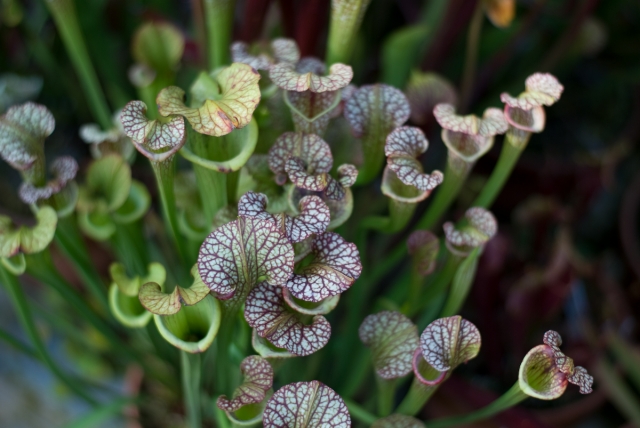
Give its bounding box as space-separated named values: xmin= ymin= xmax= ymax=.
xmin=2 ymin=0 xmax=618 ymax=427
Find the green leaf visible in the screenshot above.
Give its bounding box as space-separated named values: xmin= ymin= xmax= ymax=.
xmin=0 ymin=206 xmax=57 ymax=258
xmin=153 ymin=293 xmax=221 ymax=353
xmin=139 ymin=265 xmax=211 ymax=315
xmin=0 ymin=102 xmax=52 ymax=171
xmin=131 ymin=21 xmax=184 ymax=75
xmin=112 ymin=180 xmax=151 ymax=224
xmin=381 ymin=25 xmax=430 ymax=88
xmin=81 ymin=154 xmax=132 ymax=212
xmin=110 ymin=261 xmax=166 ymax=297
xmin=157 ymin=63 xmax=261 ymax=136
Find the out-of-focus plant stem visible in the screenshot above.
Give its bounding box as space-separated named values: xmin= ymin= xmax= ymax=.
xmin=203 ymin=0 xmax=235 ymax=70
xmin=181 ymin=351 xmax=203 ymax=428
xmin=326 ymin=0 xmax=372 ymax=65
xmin=376 ymin=376 xmax=396 ymax=417
xmin=416 ymin=161 xmax=468 ymax=231
xmin=343 ymin=398 xmax=378 ymax=425
xmin=593 ymin=356 xmax=640 ymax=426
xmin=54 ymin=215 xmax=108 ymax=313
xmin=440 ymin=246 xmax=481 ymax=317
xmin=44 ymin=0 xmax=112 ymax=130
xmin=0 ymin=264 xmax=98 ymax=405
xmin=608 ymin=333 xmax=640 ymax=390
xmin=111 ymin=222 xmax=148 ymax=277
xmin=472 ymin=131 xmax=530 ymax=208
xmin=189 ymin=130 xmax=228 ymax=224
xmin=459 ymin=1 xmax=484 ymax=112
xmin=427 ymin=382 xmax=527 ymax=428
xmin=151 ymin=158 xmax=191 ymax=280
xmin=396 ymin=378 xmax=440 ymax=416
xmin=361 ymin=200 xmax=415 ymax=234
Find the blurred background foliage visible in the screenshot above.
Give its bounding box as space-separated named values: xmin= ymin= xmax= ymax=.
xmin=1 ymin=0 xmax=640 ymax=426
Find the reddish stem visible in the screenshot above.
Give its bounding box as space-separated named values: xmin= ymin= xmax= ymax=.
xmin=240 ymin=0 xmax=273 ymax=42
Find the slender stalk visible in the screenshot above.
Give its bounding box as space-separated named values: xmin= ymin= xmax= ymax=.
xmin=203 ymin=0 xmax=235 ymax=70
xmin=608 ymin=333 xmax=640 ymax=390
xmin=409 ymin=252 xmax=460 ymax=318
xmin=339 ymin=347 xmax=371 ymax=397
xmin=54 ymin=215 xmax=108 ymax=313
xmin=44 ymin=0 xmax=112 ymax=130
xmin=326 ymin=0 xmax=372 ymax=65
xmin=439 ymin=247 xmax=481 ymax=317
xmin=427 ymin=382 xmax=527 ymax=428
xmin=111 ymin=222 xmax=148 ymax=277
xmin=181 ymin=351 xmax=203 ymax=428
xmin=593 ymin=356 xmax=640 ymax=426
xmin=361 ymin=200 xmax=416 ymax=233
xmin=396 ymin=378 xmax=441 ymax=416
xmin=459 ymin=1 xmax=485 ymax=112
xmin=376 ymin=376 xmax=396 ymax=417
xmin=0 ymin=264 xmax=98 ymax=405
xmin=0 ymin=325 xmax=39 ymax=359
xmin=343 ymin=398 xmax=378 ymax=426
xmin=416 ymin=159 xmax=468 ymax=231
xmin=472 ymin=133 xmax=530 ymax=209
xmin=213 ymin=406 xmax=232 ymax=428
xmin=189 ymin=131 xmax=228 ymax=223
xmin=151 ymin=158 xmax=191 ymax=278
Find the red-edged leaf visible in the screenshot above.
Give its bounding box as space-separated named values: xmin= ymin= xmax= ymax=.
xmin=217 ymin=355 xmax=274 ymax=412
xmin=198 ymin=217 xmax=294 ymax=304
xmin=286 ymin=232 xmax=362 ymax=302
xmin=359 ymin=311 xmax=419 ymax=379
xmin=344 ymin=84 xmax=410 ymax=138
xmin=501 ymin=73 xmax=564 ymax=110
xmin=443 ymin=207 xmax=497 ymax=255
xmin=270 ymin=63 xmax=353 ymax=93
xmin=237 ymin=191 xmax=330 ymax=243
xmin=0 ymin=102 xmax=54 ymax=171
xmin=385 ymin=126 xmax=443 ymax=192
xmin=286 ymin=90 xmax=339 ymax=135
xmin=245 ymin=281 xmax=331 ymax=356
xmin=18 ymin=156 xmax=78 ymax=204
xmin=263 ymin=381 xmax=350 ymax=427
xmin=419 ymin=316 xmax=481 ymax=372
xmin=231 ymin=41 xmax=272 ymax=70
xmin=543 ymin=331 xmax=593 ymax=394
xmin=268 ymin=132 xmax=333 ymax=187
xmin=121 ymin=100 xmax=185 ymax=162
xmin=282 ymin=287 xmax=340 ymax=316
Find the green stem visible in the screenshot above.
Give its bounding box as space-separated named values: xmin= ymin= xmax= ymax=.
xmin=0 ymin=264 xmax=98 ymax=405
xmin=203 ymin=0 xmax=235 ymax=70
xmin=111 ymin=222 xmax=148 ymax=277
xmin=396 ymin=377 xmax=441 ymax=416
xmin=189 ymin=131 xmax=228 ymax=223
xmin=339 ymin=347 xmax=371 ymax=397
xmin=459 ymin=1 xmax=484 ymax=112
xmin=409 ymin=252 xmax=460 ymax=319
xmin=472 ymin=132 xmax=530 ymax=209
xmin=215 ymin=321 xmax=234 ymax=396
xmin=181 ymin=351 xmax=203 ymax=428
xmin=151 ymin=158 xmax=191 ymax=279
xmin=439 ymin=246 xmax=481 ymax=317
xmin=427 ymin=382 xmax=527 ymax=428
xmin=416 ymin=159 xmax=468 ymax=231
xmin=0 ymin=325 xmax=39 ymax=359
xmin=326 ymin=0 xmax=372 ymax=65
xmin=44 ymin=0 xmax=112 ymax=130
xmin=54 ymin=215 xmax=108 ymax=313
xmin=362 ymin=200 xmax=416 ymax=234
xmin=608 ymin=333 xmax=640 ymax=391
xmin=376 ymin=376 xmax=396 ymax=417
xmin=343 ymin=398 xmax=378 ymax=426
